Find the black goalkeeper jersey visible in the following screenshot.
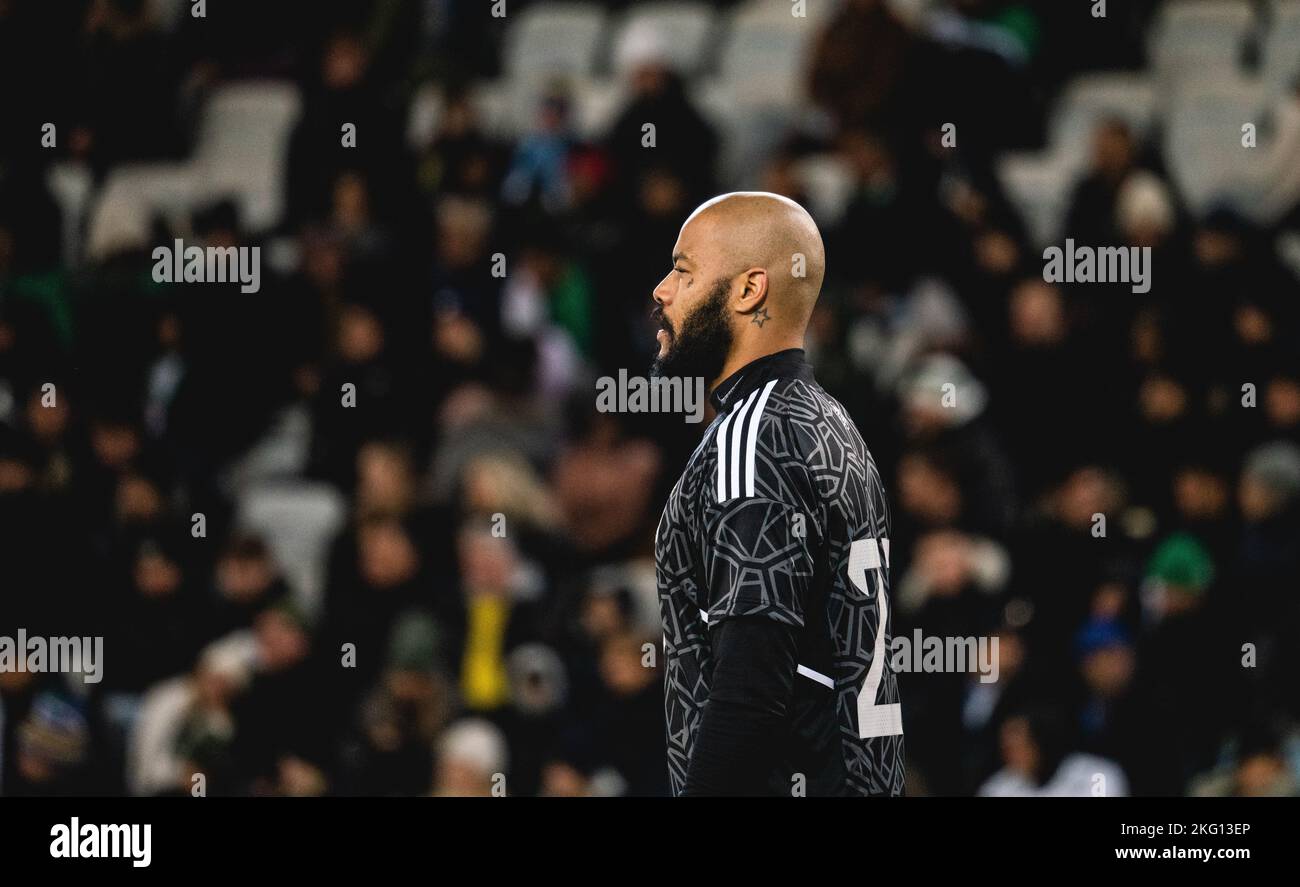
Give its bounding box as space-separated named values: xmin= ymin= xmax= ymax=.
xmin=656 ymin=349 xmax=905 ymax=796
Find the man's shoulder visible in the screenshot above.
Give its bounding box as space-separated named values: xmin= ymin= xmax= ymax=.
xmin=710 ymin=376 xmax=830 ymax=507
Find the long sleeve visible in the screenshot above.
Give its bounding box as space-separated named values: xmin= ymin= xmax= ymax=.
xmin=681 ymin=615 xmax=799 ymax=796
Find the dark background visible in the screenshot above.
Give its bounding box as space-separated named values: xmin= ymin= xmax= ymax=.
xmin=0 ymin=0 xmax=1298 ymax=797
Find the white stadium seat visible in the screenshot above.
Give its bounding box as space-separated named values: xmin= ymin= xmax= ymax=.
xmin=714 ymin=2 xmax=817 ymax=106
xmin=220 ymin=404 xmax=313 ymax=497
xmin=733 ymin=0 xmax=839 ymax=26
xmin=1261 ymin=1 xmax=1300 ymax=90
xmin=1049 ymin=73 xmax=1159 ymax=167
xmin=1148 ymin=0 xmax=1256 ymax=80
xmin=192 ymin=81 xmax=302 ymax=233
xmin=85 ymin=163 xmax=201 ymax=261
xmin=610 ymin=2 xmax=718 ymax=76
xmin=794 ymin=153 xmax=854 ymax=227
xmin=236 ymin=480 xmax=346 ymax=620
xmin=46 ymin=162 xmax=94 ymax=266
xmin=502 ymin=2 xmax=608 ymax=78
xmin=998 ymin=152 xmax=1078 ymax=249
xmin=1163 ymin=77 xmax=1270 ymax=215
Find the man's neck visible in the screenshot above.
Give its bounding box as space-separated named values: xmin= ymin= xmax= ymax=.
xmin=710 ymin=336 xmax=806 ymax=394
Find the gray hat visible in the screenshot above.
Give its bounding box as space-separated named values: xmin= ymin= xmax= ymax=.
xmin=1243 ymin=441 xmax=1300 ymax=501
xmin=899 ymin=353 xmax=988 ymax=426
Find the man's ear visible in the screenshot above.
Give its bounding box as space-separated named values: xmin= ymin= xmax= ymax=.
xmin=735 ymin=268 xmax=768 ymax=314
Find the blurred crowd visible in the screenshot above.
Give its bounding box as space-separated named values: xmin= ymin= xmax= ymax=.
xmin=1 ymin=0 xmax=1298 ymax=797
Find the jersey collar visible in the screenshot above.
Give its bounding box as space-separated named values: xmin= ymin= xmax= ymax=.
xmin=709 ymin=348 xmax=814 ymax=412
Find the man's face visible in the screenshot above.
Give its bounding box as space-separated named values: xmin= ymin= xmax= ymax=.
xmin=649 ymin=222 xmax=734 ymax=381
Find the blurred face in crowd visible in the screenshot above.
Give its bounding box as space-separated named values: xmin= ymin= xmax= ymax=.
xmin=1193 ymin=228 xmax=1242 ymax=267
xmin=255 ymin=610 xmax=309 ymax=672
xmin=630 ymin=61 xmax=670 ymax=97
xmin=440 ymin=95 xmax=475 ymax=137
xmin=1081 ymin=644 xmax=1135 ymax=699
xmin=999 ymin=716 xmax=1039 ymax=777
xmin=989 ymin=631 xmax=1025 ymax=683
xmin=1234 ymin=303 xmax=1273 ymax=346
xmin=115 ymin=474 xmax=163 ymax=524
xmin=1236 ymin=753 xmax=1288 ymax=797
xmin=456 ymin=527 xmax=517 ymax=598
xmin=1009 ymin=280 xmax=1066 ymax=347
xmin=639 ymin=169 xmax=687 ymax=218
xmin=520 ymin=245 xmax=562 ymax=287
xmin=897 ymin=453 xmax=962 ymax=525
xmin=359 ymin=519 xmax=420 ymax=589
xmin=332 ymin=172 xmax=371 ymax=230
xmin=600 ymin=635 xmax=655 ymax=697
xmin=435 ymin=199 xmax=491 ymax=269
xmin=134 ymin=549 xmax=182 ymax=598
xmin=27 ymin=387 xmax=70 ymax=442
xmin=1138 ymin=373 xmax=1188 ymax=424
xmin=537 ymin=94 xmax=570 ymax=133
xmin=540 ymin=762 xmax=589 ymax=797
xmin=194 ymin=663 xmax=243 ymax=710
xmin=323 ymin=34 xmax=366 ymax=90
xmin=434 ymin=756 xmax=494 ymax=797
xmin=1057 ymin=467 xmax=1120 ymax=530
xmin=912 ymin=530 xmax=974 ymax=596
xmin=217 ymin=548 xmax=275 ymax=602
xmin=337 ymin=304 xmax=385 ymax=364
xmin=91 ymin=420 xmax=140 ymax=469
xmin=1238 ymin=473 xmax=1289 ymax=523
xmin=1173 ymin=466 xmax=1229 ymax=522
xmin=278 ymin=757 xmax=327 ymax=797
xmin=1092 ymin=581 xmax=1129 ymax=620
xmin=902 ymin=393 xmax=957 ymax=438
xmin=0 ymin=455 xmax=34 ymax=494
xmin=1266 ymin=376 xmax=1300 ymax=428
xmin=356 ymin=441 xmax=414 ymax=516
xmin=1092 ymin=121 xmax=1134 ymax=181
xmin=581 ymin=591 xmax=627 ymax=642
xmin=1129 ymin=308 xmax=1163 ymax=364
xmin=303 ymin=231 xmax=346 ymax=288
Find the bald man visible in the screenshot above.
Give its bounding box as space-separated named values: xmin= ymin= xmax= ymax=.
xmin=651 ymin=192 xmax=905 ymax=796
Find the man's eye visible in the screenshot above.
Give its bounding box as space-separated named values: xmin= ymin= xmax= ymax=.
xmin=674 ymin=267 xmax=687 ymax=275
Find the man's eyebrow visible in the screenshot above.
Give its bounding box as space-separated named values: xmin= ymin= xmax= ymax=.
xmin=672 ymin=253 xmax=692 ymax=265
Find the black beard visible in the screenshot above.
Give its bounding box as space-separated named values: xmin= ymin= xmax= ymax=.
xmin=650 ymin=277 xmax=733 ymax=383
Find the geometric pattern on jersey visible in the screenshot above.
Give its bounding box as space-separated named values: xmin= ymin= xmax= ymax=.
xmin=656 ymin=349 xmax=906 ymax=796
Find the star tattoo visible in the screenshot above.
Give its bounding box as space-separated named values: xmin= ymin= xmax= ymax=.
xmin=751 ymin=307 xmax=771 ymax=328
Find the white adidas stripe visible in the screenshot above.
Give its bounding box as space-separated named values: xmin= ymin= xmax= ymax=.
xmin=714 ymin=409 xmax=735 ymax=502
xmin=744 ymin=380 xmax=779 ymax=497
xmin=796 ymin=664 xmax=835 ymax=689
xmin=715 ymin=382 xmax=778 ymax=502
xmin=728 ymin=389 xmax=760 ymax=500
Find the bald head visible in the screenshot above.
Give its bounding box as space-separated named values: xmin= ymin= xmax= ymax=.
xmin=681 ymin=192 xmax=826 ymax=326
xmin=650 ymin=192 xmax=826 ymax=386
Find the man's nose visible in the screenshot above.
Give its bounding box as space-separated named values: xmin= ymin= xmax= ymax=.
xmin=652 ymin=273 xmax=672 ymax=305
